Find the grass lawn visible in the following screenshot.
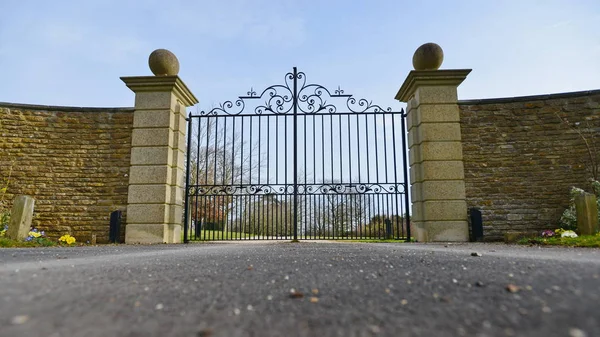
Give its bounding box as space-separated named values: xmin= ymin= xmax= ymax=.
xmin=518 ymin=234 xmax=600 ymax=248
xmin=185 ymin=230 xmax=255 ymax=241
xmin=342 ymin=238 xmax=411 ymax=243
xmin=185 ymin=231 xmax=411 ymax=242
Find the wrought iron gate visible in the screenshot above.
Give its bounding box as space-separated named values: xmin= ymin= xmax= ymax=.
xmin=183 ymin=68 xmax=410 ymax=242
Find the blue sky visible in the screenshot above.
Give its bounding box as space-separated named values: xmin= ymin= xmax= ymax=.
xmin=0 ymin=0 xmax=599 ymax=111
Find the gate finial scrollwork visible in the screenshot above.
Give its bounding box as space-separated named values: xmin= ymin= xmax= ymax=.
xmin=197 ymin=68 xmax=397 ymax=116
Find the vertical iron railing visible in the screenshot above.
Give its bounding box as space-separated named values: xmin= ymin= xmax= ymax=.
xmin=183 ymin=68 xmax=410 ymax=241
xmin=401 ymin=110 xmax=411 ymax=242
xmin=292 ymin=67 xmax=299 ymax=241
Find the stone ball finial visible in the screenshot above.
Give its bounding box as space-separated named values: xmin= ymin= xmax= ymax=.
xmin=412 ymin=43 xmax=444 ymax=71
xmin=148 ymin=49 xmax=180 ymax=76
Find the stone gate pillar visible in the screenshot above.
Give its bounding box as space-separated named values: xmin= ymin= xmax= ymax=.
xmin=121 ymin=49 xmax=199 ymax=244
xmin=395 ymin=43 xmax=471 ymax=242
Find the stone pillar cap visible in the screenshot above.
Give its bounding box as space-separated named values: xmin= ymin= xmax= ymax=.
xmin=121 ymin=76 xmax=199 ymax=107
xmin=395 ymin=69 xmax=471 ymax=102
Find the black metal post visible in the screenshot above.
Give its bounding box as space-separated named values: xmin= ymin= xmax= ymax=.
xmin=470 ymin=208 xmax=484 ymax=241
xmin=109 ymin=210 xmax=122 ymax=243
xmin=391 ymin=112 xmax=400 ymax=239
xmin=401 ymin=110 xmax=411 ymax=242
xmin=292 ymin=67 xmax=299 ymax=241
xmin=183 ymin=113 xmax=193 ymax=243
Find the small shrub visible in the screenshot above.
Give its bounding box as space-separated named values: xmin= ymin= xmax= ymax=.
xmin=0 ymin=163 xmax=12 ymax=227
xmin=559 ymin=180 xmax=600 ymax=231
xmin=0 ymin=188 xmax=10 ymax=228
xmin=0 ymin=212 xmax=8 ymax=227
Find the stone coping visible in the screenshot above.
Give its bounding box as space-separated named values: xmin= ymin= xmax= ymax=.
xmin=395 ymin=69 xmax=472 ymax=102
xmin=0 ymin=101 xmax=134 ymax=113
xmin=120 ymin=75 xmax=199 ymax=107
xmin=458 ymin=89 xmax=600 ymax=105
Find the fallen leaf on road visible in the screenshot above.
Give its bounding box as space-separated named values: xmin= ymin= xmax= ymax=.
xmin=289 ymin=289 xmax=304 ymax=298
xmin=440 ymin=296 xmax=452 ymax=303
xmin=312 ymin=288 xmax=319 ymax=295
xmin=247 ymin=265 xmax=253 ymax=270
xmin=310 ymin=297 xmax=319 ymax=303
xmin=197 ymin=328 xmax=213 ymax=337
xmin=506 ymin=284 xmax=520 ymax=293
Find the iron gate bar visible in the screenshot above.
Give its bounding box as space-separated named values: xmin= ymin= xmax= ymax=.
xmin=401 ymin=111 xmax=411 ymax=241
xmin=183 ymin=67 xmax=410 ymax=242
xmin=293 ymin=67 xmax=298 ymax=241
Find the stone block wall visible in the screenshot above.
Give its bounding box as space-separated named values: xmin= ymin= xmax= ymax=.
xmin=459 ymin=90 xmax=600 ymax=240
xmin=0 ymin=102 xmax=134 ymax=243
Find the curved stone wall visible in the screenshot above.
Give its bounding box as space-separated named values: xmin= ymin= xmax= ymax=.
xmin=459 ymin=90 xmax=600 ymax=240
xmin=0 ymin=102 xmax=134 ymax=243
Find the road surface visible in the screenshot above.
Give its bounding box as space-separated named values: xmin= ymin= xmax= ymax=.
xmin=1 ymin=242 xmax=599 ymax=337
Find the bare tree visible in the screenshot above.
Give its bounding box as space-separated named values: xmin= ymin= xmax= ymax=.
xmin=186 ymin=113 xmax=264 ymax=233
xmin=235 ymin=174 xmax=307 ymax=238
xmin=311 ymin=180 xmax=372 ymax=238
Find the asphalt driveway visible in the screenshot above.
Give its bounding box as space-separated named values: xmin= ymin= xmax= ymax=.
xmin=0 ymin=242 xmax=599 ymax=337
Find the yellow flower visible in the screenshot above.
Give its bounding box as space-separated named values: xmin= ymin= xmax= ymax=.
xmin=29 ymin=231 xmax=41 ymax=238
xmin=57 ymin=234 xmax=77 ymax=244
xmin=59 ymin=234 xmax=75 ymax=243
